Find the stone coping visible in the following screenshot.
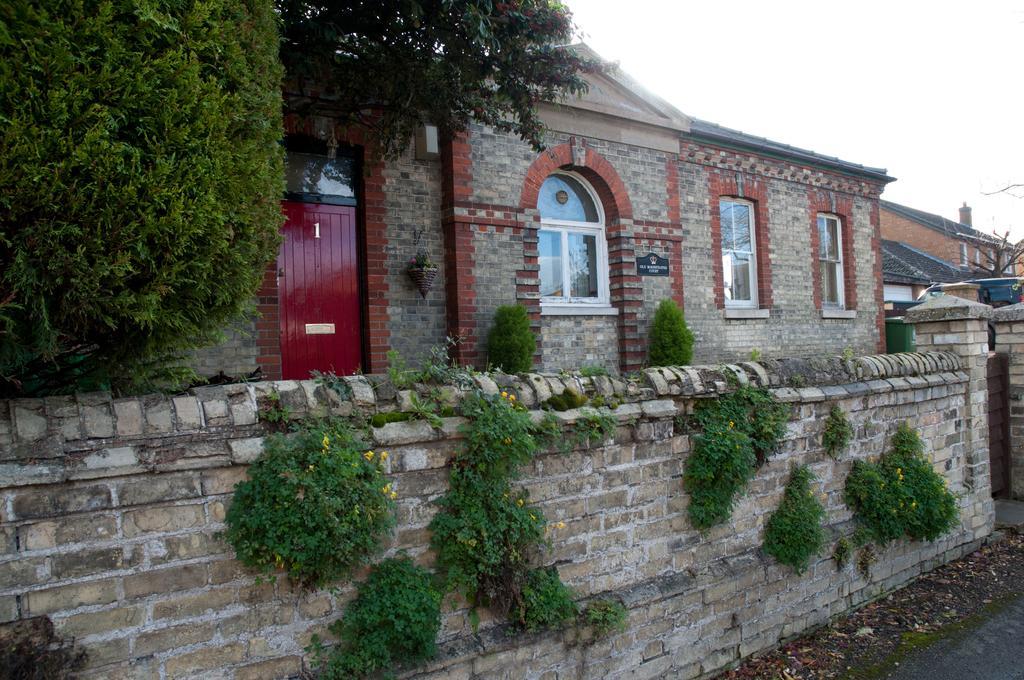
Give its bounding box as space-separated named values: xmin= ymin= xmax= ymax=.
xmin=0 ymin=352 xmax=966 ymax=486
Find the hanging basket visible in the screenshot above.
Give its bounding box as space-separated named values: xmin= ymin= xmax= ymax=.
xmin=408 ymin=266 xmax=439 ymax=298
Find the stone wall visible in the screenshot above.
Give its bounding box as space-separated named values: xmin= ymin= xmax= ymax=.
xmin=0 ymin=348 xmax=994 ymax=680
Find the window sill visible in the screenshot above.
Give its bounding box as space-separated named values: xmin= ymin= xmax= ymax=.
xmin=540 ymin=304 xmax=619 ymax=317
xmin=821 ymin=309 xmax=857 ymax=319
xmin=724 ymin=308 xmax=770 ymax=320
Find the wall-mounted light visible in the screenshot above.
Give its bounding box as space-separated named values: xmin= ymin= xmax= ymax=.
xmin=414 ymin=123 xmax=440 ymax=160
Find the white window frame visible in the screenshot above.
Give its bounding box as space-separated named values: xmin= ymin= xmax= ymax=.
xmin=538 ymin=172 xmax=611 ymax=312
xmin=817 ymin=213 xmax=845 ymax=309
xmin=720 ymin=198 xmax=758 ymax=309
xmin=960 ymin=243 xmax=968 ymax=266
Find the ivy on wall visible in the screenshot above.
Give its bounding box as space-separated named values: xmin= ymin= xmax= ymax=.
xmin=683 ymin=386 xmax=790 ymax=530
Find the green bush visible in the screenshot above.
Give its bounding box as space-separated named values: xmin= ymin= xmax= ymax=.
xmin=763 ymin=465 xmax=827 ymax=573
xmin=693 ymin=385 xmax=791 ymax=465
xmin=0 ymin=0 xmax=283 ymax=396
xmin=582 ymin=598 xmax=629 ymax=638
xmin=648 ymin=299 xmax=694 ymax=367
xmin=844 ymin=423 xmax=959 ymax=545
xmin=486 ymin=305 xmax=536 ymax=373
xmin=224 ymin=420 xmax=394 ymax=588
xmin=822 ymin=405 xmax=853 ymax=459
xmin=683 ymin=423 xmax=756 ymax=530
xmin=511 ymin=567 xmax=578 ymax=632
xmin=543 ymin=388 xmax=588 ymax=411
xmin=316 ymin=556 xmax=442 ymax=679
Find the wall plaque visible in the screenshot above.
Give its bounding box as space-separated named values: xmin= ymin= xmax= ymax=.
xmin=636 ymin=253 xmax=669 ymax=277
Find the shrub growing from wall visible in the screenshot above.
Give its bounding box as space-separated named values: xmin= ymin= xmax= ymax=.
xmin=0 ymin=0 xmax=283 ymax=396
xmin=486 ymin=305 xmax=537 ymax=373
xmin=845 ymin=423 xmax=959 ymax=544
xmin=763 ymin=465 xmax=826 ymax=573
xmin=648 ymin=299 xmax=694 ymax=367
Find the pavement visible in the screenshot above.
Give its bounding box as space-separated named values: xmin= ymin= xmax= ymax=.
xmin=995 ymin=499 xmax=1024 ymax=529
xmin=881 ymin=500 xmax=1024 ymax=680
xmin=884 ymin=593 xmax=1024 ymax=680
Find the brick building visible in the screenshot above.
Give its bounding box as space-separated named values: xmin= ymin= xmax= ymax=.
xmin=880 ymin=200 xmax=1003 ymax=274
xmin=192 ymin=46 xmax=895 ymax=379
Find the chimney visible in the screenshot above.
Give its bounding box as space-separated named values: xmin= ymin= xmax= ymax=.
xmin=959 ymin=201 xmax=972 ymax=226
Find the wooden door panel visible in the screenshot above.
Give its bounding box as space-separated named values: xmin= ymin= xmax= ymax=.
xmin=279 ymin=201 xmax=362 ymax=379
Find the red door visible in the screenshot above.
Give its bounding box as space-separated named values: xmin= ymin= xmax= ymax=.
xmin=278 ymin=201 xmax=362 ymax=379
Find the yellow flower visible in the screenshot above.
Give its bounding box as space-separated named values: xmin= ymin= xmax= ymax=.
xmin=390 ymin=491 xmax=398 ymax=500
xmin=322 ymin=434 xmax=330 ymax=449
xmin=381 ymin=484 xmax=391 ymax=494
xmin=728 ymin=421 xmax=735 ymax=429
xmin=516 ymin=498 xmax=524 ymax=507
xmin=509 ymin=394 xmax=516 ymax=401
xmin=364 ymin=451 xmax=375 ymax=461
xmin=911 ymin=501 xmax=917 ymax=509
xmin=307 ymin=464 xmax=315 ymax=471
xmin=501 ymin=391 xmax=508 ymax=398
xmin=504 ymin=437 xmax=512 ymax=445
xmin=556 ymin=521 xmax=566 ymax=529
xmin=529 ymin=513 xmax=536 ymax=521
xmin=380 ymin=451 xmax=389 ymax=461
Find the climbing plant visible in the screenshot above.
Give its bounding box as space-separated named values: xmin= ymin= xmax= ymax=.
xmin=224 ymin=419 xmax=395 ymax=588
xmin=429 ymin=391 xmax=574 ymax=628
xmin=762 ymin=465 xmax=827 ymax=573
xmin=684 ymin=386 xmax=790 ymax=529
xmin=844 ymin=423 xmax=959 ymax=545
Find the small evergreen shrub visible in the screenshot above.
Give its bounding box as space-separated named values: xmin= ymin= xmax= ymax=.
xmin=579 ymin=364 xmax=609 ymax=377
xmin=224 ymin=420 xmax=394 ymax=588
xmin=648 ymin=299 xmax=694 ymax=367
xmin=487 ymin=305 xmax=536 ymax=373
xmin=763 ymin=465 xmax=827 ymax=573
xmin=844 ymin=423 xmax=959 ymax=545
xmin=684 ymin=423 xmax=756 ymax=530
xmin=0 ymin=0 xmax=284 ymax=396
xmin=511 ymin=567 xmax=578 ymax=632
xmin=582 ymin=598 xmax=629 ymax=638
xmin=316 ymin=557 xmax=442 ymax=679
xmin=822 ymin=405 xmax=853 ymax=459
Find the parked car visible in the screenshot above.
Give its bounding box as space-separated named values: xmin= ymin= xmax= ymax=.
xmin=916 ymin=278 xmax=1023 ymax=349
xmin=917 ymin=277 xmax=1023 ymax=307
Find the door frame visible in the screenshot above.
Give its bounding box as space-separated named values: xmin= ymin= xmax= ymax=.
xmin=281 ymin=137 xmax=370 ymax=376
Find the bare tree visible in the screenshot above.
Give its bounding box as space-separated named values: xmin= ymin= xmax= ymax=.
xmin=965 ymin=231 xmax=1024 ymax=277
xmin=983 ymin=183 xmax=1024 ymax=199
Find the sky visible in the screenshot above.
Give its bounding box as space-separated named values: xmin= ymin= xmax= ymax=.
xmin=564 ymin=0 xmax=1024 ymax=240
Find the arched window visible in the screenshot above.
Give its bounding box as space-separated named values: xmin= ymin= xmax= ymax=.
xmin=537 ymin=173 xmax=610 ymax=310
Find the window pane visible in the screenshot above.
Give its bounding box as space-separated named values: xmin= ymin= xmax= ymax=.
xmin=568 ymin=233 xmax=599 ymax=298
xmin=731 ymin=204 xmax=751 ymax=252
xmin=720 ymin=201 xmax=735 ymax=250
xmin=724 ymin=251 xmax=752 ymax=302
xmin=285 ymin=152 xmax=355 ymax=198
xmin=539 ymin=230 xmax=563 ymax=297
xmin=822 ymin=262 xmax=840 ymax=305
xmin=818 ymin=216 xmax=840 ymax=260
xmin=538 ymin=175 xmax=599 ymax=222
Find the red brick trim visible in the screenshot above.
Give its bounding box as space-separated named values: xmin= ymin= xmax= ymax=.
xmin=254 ymin=263 xmax=281 ymax=379
xmin=870 ymin=201 xmax=886 ymax=352
xmin=665 ymin=158 xmax=684 ymax=309
xmin=708 ymin=172 xmax=773 ymax=310
xmin=519 ymin=142 xmax=634 ymax=220
xmin=441 ymin=132 xmax=480 ymax=366
xmin=807 ymin=190 xmax=857 ymax=311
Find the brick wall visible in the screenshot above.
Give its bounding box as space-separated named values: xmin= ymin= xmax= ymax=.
xmin=186 ymin=315 xmax=259 ymax=380
xmin=879 ymin=207 xmax=962 ymax=267
xmin=0 ymin=350 xmax=994 ymax=679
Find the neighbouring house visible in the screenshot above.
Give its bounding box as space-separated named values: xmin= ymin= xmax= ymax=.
xmin=880 ymin=199 xmax=1007 ymax=275
xmin=191 ymin=46 xmax=895 ymax=380
xmin=881 ymin=239 xmax=963 ymax=307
